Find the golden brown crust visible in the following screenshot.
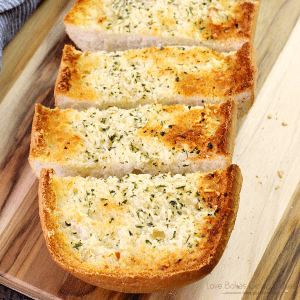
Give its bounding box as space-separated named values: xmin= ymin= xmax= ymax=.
xmin=233 ymin=42 xmax=256 ymax=96
xmin=54 ymin=45 xmax=98 ymax=104
xmin=139 ymin=100 xmax=237 ymax=162
xmin=29 ymin=101 xmax=236 ymax=177
xmin=55 ymin=44 xmax=256 ymax=113
xmin=63 ymin=0 xmax=99 ymax=27
xmin=175 ymin=42 xmax=256 ymax=99
xmin=194 ymin=1 xmax=260 ymax=44
xmin=63 ymin=0 xmax=259 ymax=47
xmin=39 ymin=169 xmax=82 ymax=279
xmin=56 ymin=66 xmax=72 ymax=93
xmin=29 ymin=104 xmax=82 ymax=166
xmin=214 ymin=100 xmax=237 ymax=165
xmin=39 ymin=165 xmax=242 ymax=293
xmin=198 ymin=164 xmax=242 ymax=276
xmin=203 ymin=2 xmax=258 ymax=43
xmin=54 ymin=45 xmax=81 ymax=94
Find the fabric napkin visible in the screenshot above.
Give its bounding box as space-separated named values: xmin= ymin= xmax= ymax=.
xmin=0 ymin=0 xmax=43 ymax=72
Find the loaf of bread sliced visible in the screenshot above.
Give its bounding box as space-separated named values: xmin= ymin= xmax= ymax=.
xmin=39 ymin=164 xmax=242 ymax=293
xmin=64 ymin=0 xmax=259 ymax=53
xmin=29 ymin=101 xmax=237 ymax=178
xmin=55 ymin=43 xmax=256 ymax=118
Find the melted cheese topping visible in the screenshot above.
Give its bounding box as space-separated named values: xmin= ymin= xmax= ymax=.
xmin=34 ymin=104 xmax=226 ymax=177
xmin=52 ymin=171 xmax=221 ymax=269
xmin=66 ymin=46 xmax=237 ymax=106
xmin=65 ymin=0 xmax=256 ymax=40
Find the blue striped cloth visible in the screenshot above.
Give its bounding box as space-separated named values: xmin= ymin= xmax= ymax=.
xmin=0 ymin=0 xmax=43 ymax=71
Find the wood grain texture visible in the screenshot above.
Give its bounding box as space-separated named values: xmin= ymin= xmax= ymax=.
xmin=242 ymin=181 xmax=300 ymax=300
xmin=0 ymin=0 xmax=300 ymax=299
xmin=254 ymin=0 xmax=300 ymax=93
xmin=0 ymin=33 xmax=72 ymax=170
xmin=0 ymin=0 xmax=74 ymax=105
xmin=0 ymin=0 xmax=75 ymax=169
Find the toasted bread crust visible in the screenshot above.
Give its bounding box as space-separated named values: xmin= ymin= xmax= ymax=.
xmin=55 ymin=44 xmax=256 ymax=117
xmin=64 ymin=0 xmax=259 ymax=50
xmin=54 ymin=45 xmax=98 ymax=103
xmin=206 ymin=2 xmax=258 ymax=43
xmin=29 ymin=101 xmax=237 ymax=178
xmin=29 ymin=104 xmax=83 ymax=177
xmin=139 ymin=100 xmax=237 ymax=164
xmin=39 ymin=165 xmax=242 ymax=293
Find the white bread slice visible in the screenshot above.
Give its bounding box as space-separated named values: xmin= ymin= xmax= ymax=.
xmin=55 ymin=43 xmax=257 ymax=118
xmin=39 ymin=165 xmax=242 ymax=293
xmin=64 ymin=0 xmax=259 ymax=53
xmin=29 ymin=101 xmax=237 ymax=178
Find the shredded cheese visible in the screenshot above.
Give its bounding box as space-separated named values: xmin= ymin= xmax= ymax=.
xmin=53 ymin=171 xmax=220 ymax=269
xmin=75 ymin=46 xmax=231 ymax=107
xmin=38 ymin=104 xmax=224 ymax=177
xmin=69 ymin=0 xmax=249 ymax=40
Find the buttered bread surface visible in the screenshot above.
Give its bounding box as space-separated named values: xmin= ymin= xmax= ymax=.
xmin=55 ymin=44 xmax=256 ymax=118
xmin=29 ymin=101 xmax=237 ymax=178
xmin=39 ymin=165 xmax=242 ymax=292
xmin=64 ymin=0 xmax=259 ymax=52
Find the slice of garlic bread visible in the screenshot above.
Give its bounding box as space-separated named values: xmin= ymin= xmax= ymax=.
xmin=39 ymin=165 xmax=242 ymax=293
xmin=29 ymin=101 xmax=237 ymax=178
xmin=64 ymin=0 xmax=259 ymax=53
xmin=55 ymin=43 xmax=256 ymax=118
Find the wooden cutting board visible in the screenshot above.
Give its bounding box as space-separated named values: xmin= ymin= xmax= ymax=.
xmin=1 ymin=0 xmax=300 ymax=299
